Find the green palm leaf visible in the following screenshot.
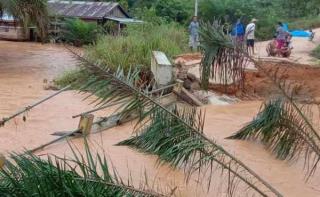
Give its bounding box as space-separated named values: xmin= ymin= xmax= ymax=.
xmin=199 ymin=20 xmax=320 ymax=180
xmin=199 ymin=21 xmax=247 ymax=90
xmin=228 ymin=98 xmax=320 ymax=178
xmin=0 ymin=139 xmax=166 ymax=197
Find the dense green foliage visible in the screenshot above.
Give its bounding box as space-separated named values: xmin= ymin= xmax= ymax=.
xmin=86 ymin=23 xmax=188 ymax=71
xmin=62 ymin=18 xmax=99 ymax=46
xmin=119 ymin=0 xmax=320 ymax=40
xmin=199 ymin=0 xmax=320 ymax=40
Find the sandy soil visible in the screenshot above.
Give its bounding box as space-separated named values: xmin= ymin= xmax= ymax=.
xmin=0 ymin=39 xmax=320 ymax=196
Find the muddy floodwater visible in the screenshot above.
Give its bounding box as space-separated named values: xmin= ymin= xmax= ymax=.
xmin=0 ymin=40 xmax=320 ymax=196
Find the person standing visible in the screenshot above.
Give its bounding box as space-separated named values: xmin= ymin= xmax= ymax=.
xmin=189 ymin=16 xmax=199 ymax=51
xmin=276 ymin=22 xmax=289 ymax=50
xmin=232 ymin=19 xmax=245 ymax=44
xmin=245 ymin=18 xmax=257 ymax=55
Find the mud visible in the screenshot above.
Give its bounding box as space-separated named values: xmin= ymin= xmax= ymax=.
xmin=208 ymin=62 xmax=320 ymax=101
xmin=0 ymin=40 xmax=320 ymax=196
xmin=243 ymin=62 xmax=320 ymax=100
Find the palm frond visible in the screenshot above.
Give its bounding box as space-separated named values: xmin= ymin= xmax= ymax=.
xmin=0 ymin=139 xmax=166 ymax=197
xmin=228 ymin=98 xmax=320 ymax=178
xmin=118 ymin=105 xmax=283 ymax=196
xmin=199 ymin=21 xmax=247 ymax=90
xmin=199 ymin=20 xmax=320 ymax=180
xmin=66 ymin=49 xmax=282 ymax=197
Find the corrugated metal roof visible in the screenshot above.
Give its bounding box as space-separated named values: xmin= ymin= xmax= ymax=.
xmin=48 ymin=0 xmax=129 ymax=20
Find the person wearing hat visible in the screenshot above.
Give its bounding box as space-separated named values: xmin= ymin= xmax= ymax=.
xmin=245 ymin=18 xmax=257 ymax=55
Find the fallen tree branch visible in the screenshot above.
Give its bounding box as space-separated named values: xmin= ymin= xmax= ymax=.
xmin=0 ymin=85 xmax=71 ymax=127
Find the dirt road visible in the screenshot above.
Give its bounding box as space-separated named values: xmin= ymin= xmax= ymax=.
xmin=0 ymin=40 xmax=320 ymax=196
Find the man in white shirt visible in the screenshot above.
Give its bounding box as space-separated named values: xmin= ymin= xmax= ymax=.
xmin=245 ymin=19 xmax=257 ymax=55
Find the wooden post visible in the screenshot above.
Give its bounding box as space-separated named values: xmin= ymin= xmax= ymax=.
xmin=78 ymin=114 xmax=94 ymax=135
xmin=173 ymin=79 xmax=184 ymax=94
xmin=0 ymin=153 xmax=5 ymax=169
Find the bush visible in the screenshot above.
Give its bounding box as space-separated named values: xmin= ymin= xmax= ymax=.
xmin=54 ymin=68 xmax=89 ymax=89
xmin=288 ymin=16 xmax=320 ymax=30
xmin=85 ymin=23 xmax=188 ymax=71
xmin=62 ymin=18 xmax=99 ymax=46
xmin=311 ymin=45 xmax=320 ymax=59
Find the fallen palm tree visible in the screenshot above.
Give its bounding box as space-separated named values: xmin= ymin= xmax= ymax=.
xmin=228 ymin=97 xmax=320 ymax=178
xmin=65 ymin=49 xmax=282 ymax=196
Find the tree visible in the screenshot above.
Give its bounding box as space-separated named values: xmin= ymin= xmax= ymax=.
xmin=155 ymin=0 xmax=191 ymax=23
xmin=0 ymin=0 xmax=49 ymax=40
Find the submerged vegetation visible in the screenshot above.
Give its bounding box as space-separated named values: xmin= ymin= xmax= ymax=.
xmin=228 ymin=98 xmax=320 ymax=177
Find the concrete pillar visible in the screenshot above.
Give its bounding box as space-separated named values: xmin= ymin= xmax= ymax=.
xmin=151 ymin=51 xmax=174 ymax=88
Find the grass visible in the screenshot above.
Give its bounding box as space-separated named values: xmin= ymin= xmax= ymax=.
xmin=86 ymin=23 xmax=188 ymax=71
xmin=54 ymin=68 xmax=89 ymax=89
xmin=55 ymin=22 xmax=188 ymax=87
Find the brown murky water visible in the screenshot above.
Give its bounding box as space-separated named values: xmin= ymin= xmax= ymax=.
xmin=0 ymin=40 xmax=320 ymax=196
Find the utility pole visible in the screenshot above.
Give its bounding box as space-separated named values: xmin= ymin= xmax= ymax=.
xmin=195 ymin=0 xmax=198 ymax=17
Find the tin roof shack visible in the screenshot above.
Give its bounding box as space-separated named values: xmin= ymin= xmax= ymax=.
xmin=48 ymin=0 xmax=129 ymax=22
xmin=48 ymin=1 xmax=142 ymax=35
xmin=0 ymin=14 xmax=30 ymax=41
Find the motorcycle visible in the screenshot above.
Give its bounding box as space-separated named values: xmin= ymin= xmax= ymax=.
xmin=266 ymin=38 xmax=292 ymax=58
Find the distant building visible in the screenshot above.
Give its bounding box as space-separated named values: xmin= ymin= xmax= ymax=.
xmin=48 ymin=0 xmax=143 ymax=35
xmin=0 ymin=1 xmax=142 ymax=41
xmin=48 ymin=0 xmax=130 ymax=23
xmin=0 ymin=13 xmax=31 ymax=41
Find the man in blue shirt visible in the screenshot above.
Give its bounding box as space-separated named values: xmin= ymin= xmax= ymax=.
xmin=189 ymin=16 xmax=199 ymax=51
xmin=232 ymin=19 xmax=245 ymax=44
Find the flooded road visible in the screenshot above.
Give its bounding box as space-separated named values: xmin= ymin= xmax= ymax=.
xmin=0 ymin=41 xmax=320 ymax=196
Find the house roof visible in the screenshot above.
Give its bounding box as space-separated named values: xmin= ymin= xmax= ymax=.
xmin=48 ymin=0 xmax=130 ymax=20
